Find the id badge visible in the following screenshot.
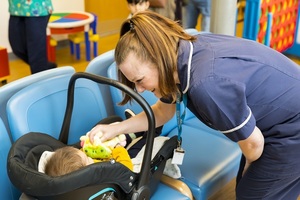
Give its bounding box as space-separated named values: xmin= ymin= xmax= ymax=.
xmin=171 ymin=147 xmax=185 ymax=165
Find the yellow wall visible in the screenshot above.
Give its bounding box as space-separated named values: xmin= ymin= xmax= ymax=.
xmin=85 ymin=0 xmax=129 ymax=36
xmin=85 ymin=0 xmax=129 ymax=21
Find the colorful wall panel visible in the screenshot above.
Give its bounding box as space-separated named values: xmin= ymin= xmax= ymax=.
xmin=243 ymin=0 xmax=299 ymax=53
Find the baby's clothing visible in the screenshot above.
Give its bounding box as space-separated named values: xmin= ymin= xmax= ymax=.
xmin=102 ymin=146 xmax=133 ymax=170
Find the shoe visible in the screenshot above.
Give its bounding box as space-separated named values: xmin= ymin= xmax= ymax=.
xmin=125 ymin=109 xmax=135 ymax=119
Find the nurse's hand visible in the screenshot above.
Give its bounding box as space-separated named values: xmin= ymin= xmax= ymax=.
xmin=88 ymin=123 xmax=121 ymax=144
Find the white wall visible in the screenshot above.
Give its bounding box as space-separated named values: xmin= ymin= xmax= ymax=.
xmin=0 ymin=0 xmax=84 ymax=53
xmin=0 ymin=0 xmax=11 ymax=52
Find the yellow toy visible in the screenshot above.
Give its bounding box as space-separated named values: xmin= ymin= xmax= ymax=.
xmin=80 ymin=132 xmax=127 ymax=160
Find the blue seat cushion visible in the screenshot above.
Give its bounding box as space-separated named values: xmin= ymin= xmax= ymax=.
xmin=0 ymin=119 xmax=21 ymax=199
xmin=167 ymin=124 xmax=241 ymax=199
xmin=7 ymin=74 xmax=108 ymax=144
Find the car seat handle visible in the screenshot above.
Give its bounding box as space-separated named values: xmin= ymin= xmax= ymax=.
xmin=59 ymin=72 xmax=155 ymax=199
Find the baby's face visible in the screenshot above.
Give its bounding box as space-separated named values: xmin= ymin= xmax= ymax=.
xmin=77 ymin=149 xmax=94 ymax=165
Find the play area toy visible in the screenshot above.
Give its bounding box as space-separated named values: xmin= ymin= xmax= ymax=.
xmin=0 ymin=47 xmax=10 ymax=85
xmin=243 ymin=0 xmax=299 ymax=52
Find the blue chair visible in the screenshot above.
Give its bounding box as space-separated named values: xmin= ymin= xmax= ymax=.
xmin=0 ymin=118 xmax=21 ymax=200
xmin=167 ymin=126 xmax=241 ymax=199
xmin=85 ymin=49 xmax=116 ymax=116
xmin=6 ymin=72 xmax=108 ymax=144
xmin=185 ymin=28 xmax=201 ymax=35
xmin=0 ymin=66 xmax=75 ymax=139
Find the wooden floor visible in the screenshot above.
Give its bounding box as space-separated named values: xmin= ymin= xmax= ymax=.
xmin=3 ymin=20 xmax=300 ymax=200
xmin=208 ymin=178 xmax=236 ymax=200
xmin=5 ymin=33 xmax=120 ymax=84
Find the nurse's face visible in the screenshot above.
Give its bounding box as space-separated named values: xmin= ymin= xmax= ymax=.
xmin=119 ymin=52 xmax=161 ymax=98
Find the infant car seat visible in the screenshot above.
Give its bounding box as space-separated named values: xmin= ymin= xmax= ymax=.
xmin=7 ymin=72 xmax=178 ymax=200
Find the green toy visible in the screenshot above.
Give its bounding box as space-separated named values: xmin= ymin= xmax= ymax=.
xmin=80 ymin=133 xmax=127 ymax=160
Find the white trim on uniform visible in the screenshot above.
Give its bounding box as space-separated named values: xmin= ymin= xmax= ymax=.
xmin=182 ymin=41 xmax=193 ymax=94
xmin=221 ymin=107 xmax=252 ymax=134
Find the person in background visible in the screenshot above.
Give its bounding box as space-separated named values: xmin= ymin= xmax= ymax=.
xmin=89 ymin=11 xmax=300 ymax=199
xmin=127 ymin=0 xmax=175 ymax=21
xmin=126 ymin=0 xmax=150 ymax=18
xmin=8 ymin=0 xmax=57 ymax=74
xmin=185 ymin=0 xmax=211 ymax=32
xmin=149 ymin=0 xmax=176 ymax=20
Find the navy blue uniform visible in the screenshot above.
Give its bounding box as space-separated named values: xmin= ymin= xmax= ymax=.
xmin=176 ymin=34 xmax=300 ymax=199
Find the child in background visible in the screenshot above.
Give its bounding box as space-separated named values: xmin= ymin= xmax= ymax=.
xmin=126 ymin=0 xmax=150 ymax=18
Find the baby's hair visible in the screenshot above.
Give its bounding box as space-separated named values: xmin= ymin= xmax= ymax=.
xmin=127 ymin=0 xmax=149 ymax=4
xmin=45 ymin=146 xmax=87 ymax=177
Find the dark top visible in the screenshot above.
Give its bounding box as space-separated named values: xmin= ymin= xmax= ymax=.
xmin=174 ymin=33 xmax=300 ymax=175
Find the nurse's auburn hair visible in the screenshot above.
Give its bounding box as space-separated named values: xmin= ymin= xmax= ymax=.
xmin=115 ymin=10 xmax=196 ymax=105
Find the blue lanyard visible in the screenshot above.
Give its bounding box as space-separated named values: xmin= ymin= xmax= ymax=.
xmin=176 ymin=93 xmax=187 ymax=142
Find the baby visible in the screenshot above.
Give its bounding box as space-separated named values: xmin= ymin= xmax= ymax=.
xmin=45 ymin=145 xmax=133 ymax=177
xmin=42 ymin=109 xmax=178 ymax=178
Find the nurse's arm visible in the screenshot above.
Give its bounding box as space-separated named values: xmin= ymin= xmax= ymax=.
xmin=237 ymin=126 xmax=264 ymax=163
xmin=151 ymin=100 xmax=176 ymax=127
xmin=119 ymin=100 xmax=175 ymax=134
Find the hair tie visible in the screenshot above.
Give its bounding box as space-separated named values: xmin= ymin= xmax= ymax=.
xmin=129 ymin=19 xmax=134 ymax=31
xmin=120 ymin=19 xmax=135 ymax=37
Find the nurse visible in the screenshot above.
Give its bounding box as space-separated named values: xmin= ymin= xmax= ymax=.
xmin=90 ymin=11 xmax=300 ymax=199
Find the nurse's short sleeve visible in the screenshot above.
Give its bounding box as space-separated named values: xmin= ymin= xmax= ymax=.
xmin=190 ymin=75 xmax=256 ymax=142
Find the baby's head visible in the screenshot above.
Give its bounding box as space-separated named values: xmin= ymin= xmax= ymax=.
xmin=45 ymin=146 xmax=94 ymax=177
xmin=127 ymin=0 xmax=150 ymax=15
